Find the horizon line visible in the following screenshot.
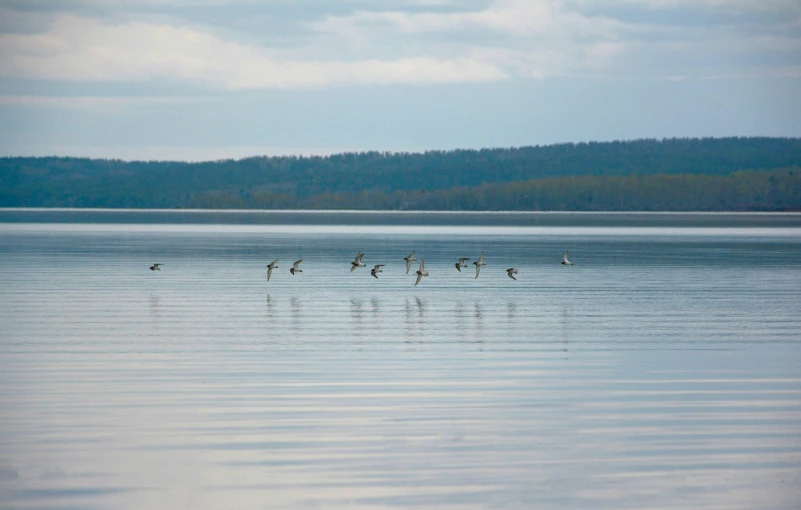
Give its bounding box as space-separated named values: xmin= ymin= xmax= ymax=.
xmin=1 ymin=135 xmax=797 ymax=164
xmin=2 ymin=207 xmax=800 ymax=216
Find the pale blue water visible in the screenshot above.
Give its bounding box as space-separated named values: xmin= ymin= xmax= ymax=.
xmin=1 ymin=211 xmax=800 ymax=509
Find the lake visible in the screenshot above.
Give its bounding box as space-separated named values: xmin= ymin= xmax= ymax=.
xmin=1 ymin=210 xmax=800 ymax=509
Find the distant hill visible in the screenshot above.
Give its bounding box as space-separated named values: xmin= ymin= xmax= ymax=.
xmin=1 ymin=137 xmax=800 ymax=210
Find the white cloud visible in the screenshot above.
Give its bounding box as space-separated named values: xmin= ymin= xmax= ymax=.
xmin=313 ymin=0 xmax=629 ymax=77
xmin=0 ymin=15 xmax=507 ymax=89
xmin=1 ymin=0 xmax=795 ymax=91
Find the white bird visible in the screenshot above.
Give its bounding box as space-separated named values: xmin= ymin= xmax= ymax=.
xmin=414 ymin=259 xmax=429 ymax=286
xmin=404 ymin=250 xmax=417 ymax=275
xmin=473 ymin=252 xmax=487 ymax=279
xmin=371 ymin=264 xmax=385 ymax=279
xmin=266 ymin=259 xmax=278 ymax=281
xmin=506 ymin=268 xmax=518 ymax=280
xmin=561 ymin=251 xmax=574 ymax=265
xmin=149 ymin=263 xmax=163 ymax=271
xmin=455 ymin=258 xmax=469 ymax=272
xmin=351 ymin=252 xmax=366 ymax=271
xmin=290 ymin=259 xmax=303 ymax=275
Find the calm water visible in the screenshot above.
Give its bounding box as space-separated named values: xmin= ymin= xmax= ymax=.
xmin=1 ymin=211 xmax=800 ymax=509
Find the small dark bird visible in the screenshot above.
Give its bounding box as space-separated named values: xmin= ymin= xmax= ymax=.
xmin=290 ymin=259 xmax=303 ymax=275
xmin=266 ymin=259 xmax=278 ymax=281
xmin=414 ymin=260 xmax=429 ymax=286
xmin=473 ymin=252 xmax=486 ymax=279
xmin=404 ymin=250 xmax=417 ymax=275
xmin=351 ymin=252 xmax=365 ymax=271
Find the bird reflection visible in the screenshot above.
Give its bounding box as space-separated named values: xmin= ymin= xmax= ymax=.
xmin=404 ymin=297 xmax=425 ymax=341
xmin=371 ymin=297 xmax=380 ymax=317
xmin=266 ymin=294 xmax=276 ymax=318
xmin=561 ymin=306 xmax=571 ymax=357
xmin=149 ymin=294 xmax=162 ymax=321
xmin=415 ymin=297 xmax=425 ymax=319
xmin=290 ymin=296 xmax=301 ymax=331
xmin=474 ymin=300 xmax=485 ymax=343
xmin=350 ymin=298 xmax=363 ymax=332
xmin=455 ymin=300 xmax=466 ymax=337
xmin=506 ymin=301 xmax=517 ymax=320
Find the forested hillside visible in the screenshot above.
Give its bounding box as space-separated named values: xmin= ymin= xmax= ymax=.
xmin=187 ymin=168 xmax=801 ymax=211
xmin=1 ymin=137 xmax=800 ymax=210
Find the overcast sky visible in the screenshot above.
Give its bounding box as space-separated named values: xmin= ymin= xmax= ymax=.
xmin=0 ymin=0 xmax=799 ymax=161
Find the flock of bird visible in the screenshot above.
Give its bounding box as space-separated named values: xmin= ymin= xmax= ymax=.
xmin=149 ymin=251 xmax=575 ymax=286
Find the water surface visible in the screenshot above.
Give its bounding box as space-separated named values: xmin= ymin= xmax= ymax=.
xmin=1 ymin=211 xmax=800 ymax=509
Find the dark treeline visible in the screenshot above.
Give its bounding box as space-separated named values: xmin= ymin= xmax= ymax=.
xmin=188 ymin=168 xmax=801 ymax=211
xmin=1 ymin=137 xmax=800 ymax=209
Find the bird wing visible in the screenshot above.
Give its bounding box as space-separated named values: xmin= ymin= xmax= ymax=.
xmin=267 ymin=267 xmax=273 ymax=280
xmin=563 ymin=251 xmax=569 ymax=263
xmin=420 ymin=259 xmax=425 ymax=271
xmin=475 ymin=264 xmax=481 ymax=279
xmin=351 ymin=263 xmax=358 ymax=271
xmin=356 ymin=252 xmax=364 ymax=262
xmin=455 ymin=263 xmax=461 ymax=272
xmin=477 ymin=252 xmax=484 ymax=263
xmin=414 ymin=272 xmax=423 ymax=286
xmin=294 ymin=259 xmax=302 ymax=269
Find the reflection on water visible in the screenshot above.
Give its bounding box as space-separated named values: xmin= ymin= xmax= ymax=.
xmin=506 ymin=301 xmax=517 ymax=320
xmin=561 ymin=306 xmax=571 ymax=357
xmin=1 ymin=218 xmax=801 ymax=510
xmin=266 ymin=294 xmax=275 ymax=318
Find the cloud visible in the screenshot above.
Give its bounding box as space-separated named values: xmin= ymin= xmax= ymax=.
xmin=0 ymin=94 xmax=208 ymax=112
xmin=312 ymin=0 xmax=629 ymax=77
xmin=0 ymin=15 xmax=507 ymax=89
xmin=565 ymin=0 xmax=801 ymax=10
xmin=0 ymin=0 xmax=797 ymax=91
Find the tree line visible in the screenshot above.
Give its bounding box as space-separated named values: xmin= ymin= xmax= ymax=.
xmin=186 ymin=168 xmax=801 ymax=211
xmin=1 ymin=137 xmax=799 ymax=210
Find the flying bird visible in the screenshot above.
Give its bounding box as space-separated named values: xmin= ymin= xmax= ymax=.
xmin=455 ymin=258 xmax=469 ymax=272
xmin=414 ymin=259 xmax=429 ymax=286
xmin=404 ymin=250 xmax=417 ymax=275
xmin=351 ymin=252 xmax=366 ymax=271
xmin=506 ymin=268 xmax=518 ymax=280
xmin=371 ymin=264 xmax=385 ymax=279
xmin=266 ymin=259 xmax=278 ymax=281
xmin=149 ymin=263 xmax=163 ymax=271
xmin=473 ymin=252 xmax=487 ymax=279
xmin=290 ymin=259 xmax=303 ymax=275
xmin=561 ymin=251 xmax=574 ymax=265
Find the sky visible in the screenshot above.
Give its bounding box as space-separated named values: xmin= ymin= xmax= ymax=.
xmin=0 ymin=0 xmax=800 ymax=161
